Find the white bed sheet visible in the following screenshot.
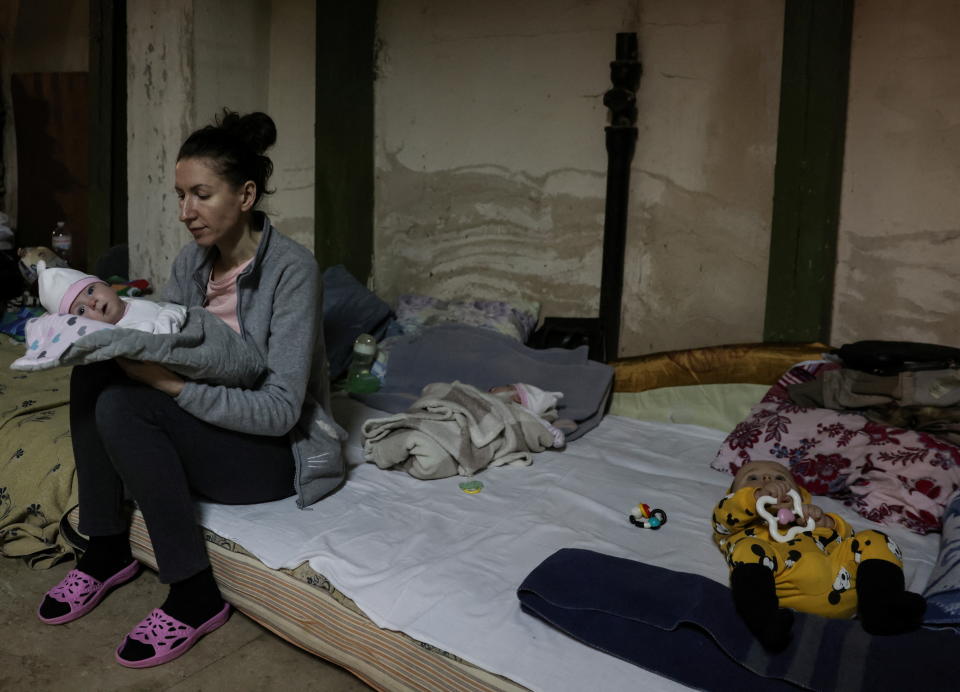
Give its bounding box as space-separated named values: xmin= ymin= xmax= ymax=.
xmin=197 ymin=395 xmax=940 ymax=692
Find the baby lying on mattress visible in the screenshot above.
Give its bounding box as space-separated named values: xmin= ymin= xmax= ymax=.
xmin=713 ymin=459 xmax=926 ymax=652
xmin=362 ymin=382 xmax=568 ymax=479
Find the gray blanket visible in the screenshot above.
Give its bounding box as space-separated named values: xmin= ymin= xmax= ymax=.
xmin=356 ymin=325 xmax=613 ymax=441
xmin=17 ymin=307 xmax=265 ymax=388
xmin=362 ymin=381 xmax=556 ymax=479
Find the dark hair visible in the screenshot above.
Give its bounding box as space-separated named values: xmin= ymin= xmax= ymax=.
xmin=177 ymin=109 xmax=277 ymax=207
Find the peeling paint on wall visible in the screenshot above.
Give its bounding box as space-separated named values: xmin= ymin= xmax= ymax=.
xmin=127 ymin=0 xmax=195 ymax=286
xmin=834 ymin=0 xmax=960 ymax=347
xmin=374 ymin=153 xmax=605 ymax=315
xmin=374 ymin=0 xmax=782 ymax=357
xmin=622 ymin=169 xmax=771 ymax=354
xmin=834 ymin=228 xmax=960 ymax=344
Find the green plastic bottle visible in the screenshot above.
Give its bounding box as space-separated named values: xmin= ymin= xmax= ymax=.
xmin=344 ymin=333 xmax=381 ymax=394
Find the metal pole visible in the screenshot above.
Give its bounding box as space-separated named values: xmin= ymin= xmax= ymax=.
xmin=599 ymin=33 xmax=640 ymax=361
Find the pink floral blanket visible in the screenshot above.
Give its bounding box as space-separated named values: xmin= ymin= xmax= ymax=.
xmin=713 ymin=361 xmax=960 ymax=535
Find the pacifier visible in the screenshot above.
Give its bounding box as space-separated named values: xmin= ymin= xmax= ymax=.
xmin=756 ymin=489 xmax=815 ymax=542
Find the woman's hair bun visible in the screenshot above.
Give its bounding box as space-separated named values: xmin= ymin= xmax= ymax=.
xmin=178 ymin=108 xmax=278 ymax=207
xmin=218 ymin=109 xmax=277 ymax=155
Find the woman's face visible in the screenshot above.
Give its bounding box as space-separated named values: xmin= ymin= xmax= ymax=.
xmin=174 ymin=157 xmax=254 ymax=248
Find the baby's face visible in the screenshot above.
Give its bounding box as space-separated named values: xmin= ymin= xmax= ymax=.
xmin=489 ymin=385 xmax=521 ymax=403
xmin=69 ymin=282 xmax=124 ymax=324
xmin=731 ymin=461 xmax=798 ymax=492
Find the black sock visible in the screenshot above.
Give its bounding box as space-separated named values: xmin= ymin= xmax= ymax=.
xmin=118 ymin=566 xmax=224 ymax=662
xmin=857 ymin=559 xmax=926 ymax=635
xmin=731 ymin=563 xmax=794 ymax=653
xmin=38 ymin=533 xmax=134 ymax=620
xmin=75 ymin=533 xmax=134 ymax=582
xmin=162 ymin=566 xmax=224 ymax=626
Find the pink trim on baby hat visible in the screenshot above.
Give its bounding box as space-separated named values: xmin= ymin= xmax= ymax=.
xmin=513 ymin=383 xmax=530 ymax=409
xmin=60 ymin=277 xmax=106 ymax=314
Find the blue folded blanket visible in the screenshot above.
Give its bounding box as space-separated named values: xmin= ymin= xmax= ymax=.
xmin=355 ymin=325 xmax=613 ymax=441
xmin=924 ymin=490 xmax=960 ymax=627
xmin=518 ymin=548 xmax=954 ymax=691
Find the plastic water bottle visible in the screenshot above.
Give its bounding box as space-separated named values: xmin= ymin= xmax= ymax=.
xmin=344 ymin=333 xmax=381 ymax=393
xmin=51 ymin=221 xmax=71 ymax=263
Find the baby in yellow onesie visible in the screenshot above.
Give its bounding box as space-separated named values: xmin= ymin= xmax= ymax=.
xmin=713 ymin=460 xmax=926 ymax=652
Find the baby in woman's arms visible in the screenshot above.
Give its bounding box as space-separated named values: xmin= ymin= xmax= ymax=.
xmin=37 ymin=261 xmax=186 ymax=334
xmin=713 ymin=459 xmax=926 ymax=652
xmin=11 ymin=263 xmax=188 ymax=371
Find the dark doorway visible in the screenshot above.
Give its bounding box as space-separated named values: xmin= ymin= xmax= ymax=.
xmin=11 ymin=71 xmax=90 ymax=271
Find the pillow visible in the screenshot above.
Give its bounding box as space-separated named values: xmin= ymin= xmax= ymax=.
xmin=393 ymin=294 xmax=539 ymax=343
xmin=712 ymin=361 xmax=960 ymax=535
xmin=322 ymin=266 xmax=394 ymax=380
xmin=608 ymin=383 xmax=770 ymax=432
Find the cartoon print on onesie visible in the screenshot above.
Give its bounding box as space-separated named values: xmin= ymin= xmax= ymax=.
xmin=752 ymin=544 xmax=777 ymax=571
xmin=884 ymin=533 xmax=903 ymax=561
xmin=730 ymin=543 xmax=778 ymax=572
xmin=850 ymin=538 xmax=864 ymax=564
xmin=828 ymin=567 xmax=853 ymax=605
xmin=814 ymin=529 xmax=840 ymax=551
xmin=713 ymin=460 xmax=927 ymax=651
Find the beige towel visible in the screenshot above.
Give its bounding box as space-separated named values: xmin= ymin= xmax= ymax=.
xmin=362 ymin=381 xmax=557 ymax=479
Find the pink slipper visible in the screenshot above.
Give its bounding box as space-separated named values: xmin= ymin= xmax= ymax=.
xmin=115 ymin=602 xmax=231 ymax=668
xmin=37 ymin=560 xmax=140 ymax=625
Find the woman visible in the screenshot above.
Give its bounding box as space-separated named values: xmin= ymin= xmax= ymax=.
xmin=36 ymin=110 xmax=344 ymax=668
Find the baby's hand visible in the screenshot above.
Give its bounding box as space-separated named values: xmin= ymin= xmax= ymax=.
xmin=754 ymin=480 xmax=794 ymax=504
xmin=801 ymin=503 xmax=835 ymax=529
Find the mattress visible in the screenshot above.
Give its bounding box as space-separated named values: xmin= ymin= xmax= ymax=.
xmin=65 ymin=508 xmax=523 ymax=692
xmin=72 ymin=391 xmax=937 ymax=692
xmin=29 ymin=340 xmax=942 ymax=691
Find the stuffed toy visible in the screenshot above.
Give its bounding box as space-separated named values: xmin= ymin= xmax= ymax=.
xmin=17 ymin=246 xmax=69 ymax=287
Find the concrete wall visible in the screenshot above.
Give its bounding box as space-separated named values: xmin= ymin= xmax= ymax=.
xmin=127 ymin=0 xmax=315 ymax=285
xmin=264 ymin=0 xmax=316 ymax=251
xmin=85 ymin=1 xmax=960 ymax=353
xmin=127 ymin=0 xmax=196 ymax=285
xmin=372 ymin=0 xmax=783 ymax=356
xmin=192 ymin=0 xmax=270 ymax=122
xmin=832 ymin=0 xmax=960 ymax=347
xmin=620 ymin=3 xmax=782 ymax=354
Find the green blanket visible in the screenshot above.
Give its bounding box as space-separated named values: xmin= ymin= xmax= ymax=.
xmin=0 ymin=336 xmax=76 ymax=568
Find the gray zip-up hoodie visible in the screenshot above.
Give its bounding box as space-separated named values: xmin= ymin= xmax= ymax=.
xmin=162 ymin=213 xmax=345 ymax=507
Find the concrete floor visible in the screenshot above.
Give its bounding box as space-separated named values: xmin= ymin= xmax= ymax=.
xmin=0 ymin=555 xmax=372 ymax=691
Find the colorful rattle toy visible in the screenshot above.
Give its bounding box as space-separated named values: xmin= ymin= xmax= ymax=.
xmin=756 ymin=489 xmax=815 ymax=542
xmin=629 ymin=503 xmax=667 ymax=530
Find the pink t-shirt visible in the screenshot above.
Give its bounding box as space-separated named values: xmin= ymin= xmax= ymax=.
xmin=205 ymin=258 xmax=253 ymax=334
